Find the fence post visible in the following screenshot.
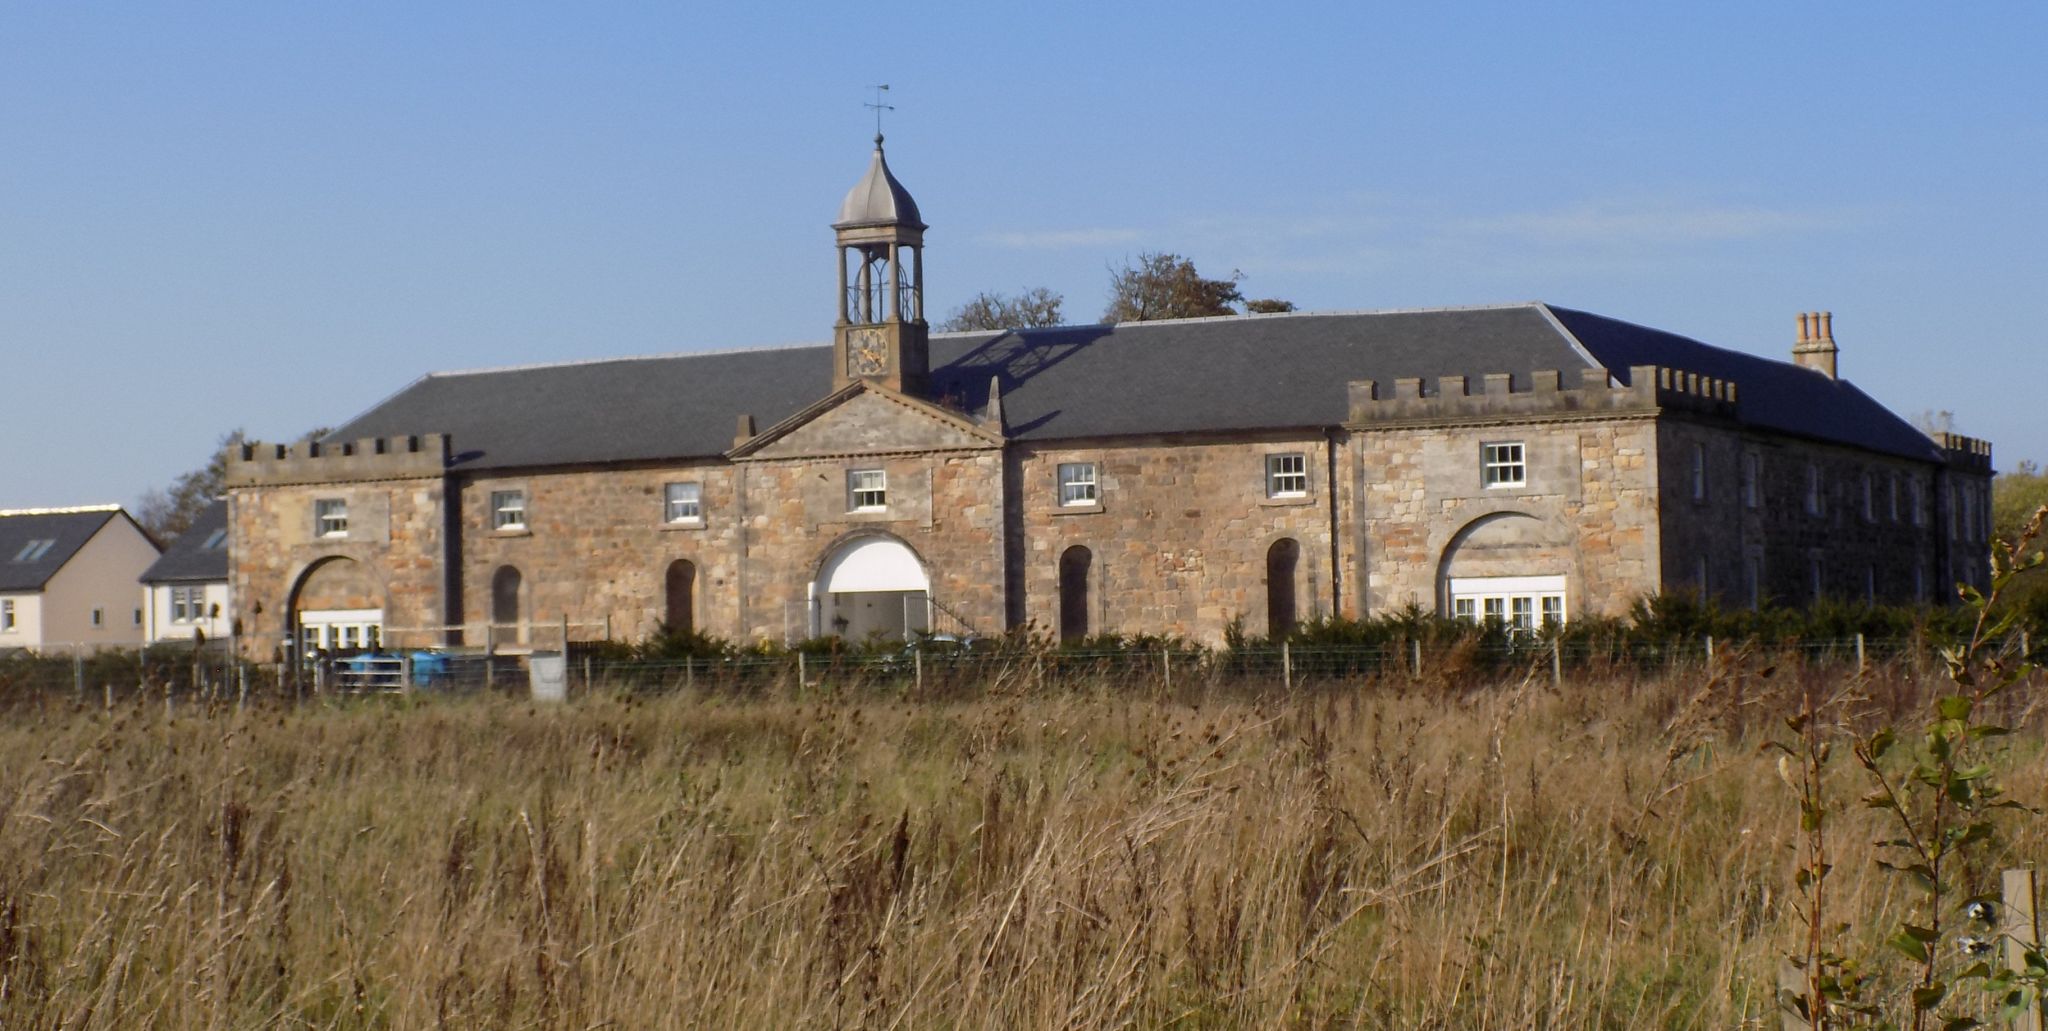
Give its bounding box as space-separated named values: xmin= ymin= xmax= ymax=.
xmin=1551 ymin=637 xmax=1562 ymax=686
xmin=237 ymin=662 xmax=248 ymax=711
xmin=2005 ymin=868 xmax=2044 ymax=1031
xmin=1705 ymin=634 xmax=1715 ymax=665
xmin=686 ymin=656 xmax=695 ymax=690
xmin=1162 ymin=647 xmax=1171 ymax=692
xmin=1411 ymin=638 xmax=1422 ymax=678
xmin=484 ymin=623 xmax=496 ymax=692
xmin=798 ymin=651 xmax=807 ymax=690
xmin=73 ymin=650 xmax=84 ymax=699
xmin=1282 ymin=641 xmax=1293 ymax=690
xmin=1855 ymin=633 xmax=1866 ymax=672
xmin=914 ymin=648 xmax=923 ymax=692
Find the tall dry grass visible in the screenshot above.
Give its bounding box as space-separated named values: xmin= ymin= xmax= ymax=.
xmin=0 ymin=660 xmax=2040 ymax=1028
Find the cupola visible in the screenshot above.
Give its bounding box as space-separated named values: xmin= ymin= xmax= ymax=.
xmin=832 ymin=135 xmax=929 ymax=395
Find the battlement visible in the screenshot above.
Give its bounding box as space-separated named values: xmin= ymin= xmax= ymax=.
xmin=1346 ymin=365 xmax=1738 ymax=425
xmin=223 ymin=433 xmax=451 ymax=487
xmin=1934 ymin=431 xmax=1993 ymax=473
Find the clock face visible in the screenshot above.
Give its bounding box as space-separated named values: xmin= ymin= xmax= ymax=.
xmin=847 ymin=328 xmax=888 ymax=376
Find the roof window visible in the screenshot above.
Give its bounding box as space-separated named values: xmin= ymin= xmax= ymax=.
xmin=12 ymin=539 xmax=55 ymax=562
xmin=202 ymin=529 xmax=228 ymax=550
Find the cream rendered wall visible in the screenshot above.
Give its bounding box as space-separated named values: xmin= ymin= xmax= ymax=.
xmin=0 ymin=593 xmax=44 ymax=649
xmin=40 ymin=518 xmax=159 ymax=649
xmin=144 ymin=581 xmax=233 ymax=643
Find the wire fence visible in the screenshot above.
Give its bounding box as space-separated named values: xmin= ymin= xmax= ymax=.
xmin=0 ymin=630 xmax=2036 ymax=714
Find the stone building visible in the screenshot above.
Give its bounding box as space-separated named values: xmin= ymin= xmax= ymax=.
xmin=222 ymin=139 xmax=1995 ymax=658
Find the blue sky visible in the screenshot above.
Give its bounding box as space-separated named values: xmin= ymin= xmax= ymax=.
xmin=3 ymin=2 xmax=2043 ymax=509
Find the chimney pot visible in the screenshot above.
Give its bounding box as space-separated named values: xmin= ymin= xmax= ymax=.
xmin=1798 ymin=312 xmax=1810 ymax=342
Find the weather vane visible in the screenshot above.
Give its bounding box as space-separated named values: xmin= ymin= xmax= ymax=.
xmin=865 ymin=83 xmax=894 ymax=141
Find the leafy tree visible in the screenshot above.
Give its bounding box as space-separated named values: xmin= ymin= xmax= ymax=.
xmin=1101 ymin=252 xmax=1245 ymax=323
xmin=135 ymin=429 xmax=245 ymax=540
xmin=939 ymin=288 xmax=1065 ymax=332
xmin=1244 ymin=298 xmax=1296 ymax=314
xmin=1992 ymin=459 xmax=2048 ymax=632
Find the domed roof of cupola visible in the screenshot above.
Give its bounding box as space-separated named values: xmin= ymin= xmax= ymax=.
xmin=834 ymin=135 xmax=924 ymax=231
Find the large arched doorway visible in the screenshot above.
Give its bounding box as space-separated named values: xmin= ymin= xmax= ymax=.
xmin=813 ymin=536 xmax=930 ymax=642
xmin=1058 ymin=545 xmax=1092 ymax=643
xmin=287 ymin=555 xmax=384 ymax=654
xmin=491 ymin=565 xmax=524 ymax=641
xmin=665 ymin=559 xmax=696 ymax=635
xmin=1266 ymin=538 xmax=1300 ymax=637
xmin=1437 ymin=512 xmax=1570 ymax=630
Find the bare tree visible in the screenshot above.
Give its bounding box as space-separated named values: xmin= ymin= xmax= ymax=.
xmin=939 ymin=288 xmax=1065 ymax=332
xmin=135 ymin=429 xmax=246 ymax=539
xmin=1101 ymin=252 xmax=1245 ymax=323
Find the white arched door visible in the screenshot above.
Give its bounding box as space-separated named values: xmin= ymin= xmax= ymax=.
xmin=812 ymin=537 xmax=931 ymax=641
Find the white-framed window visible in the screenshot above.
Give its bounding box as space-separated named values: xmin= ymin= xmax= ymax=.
xmin=1 ymin=599 xmax=13 ymax=631
xmin=1804 ymin=463 xmax=1822 ymax=516
xmin=316 ymin=498 xmax=349 ymax=538
xmin=1861 ymin=472 xmax=1874 ymax=522
xmin=1057 ymin=462 xmax=1098 ymax=506
xmin=664 ymin=482 xmax=703 ymax=524
xmin=848 ymin=469 xmax=888 ymax=512
xmin=1889 ymin=474 xmax=1900 ymax=522
xmin=171 ymin=585 xmax=208 ymax=623
xmin=1691 ymin=442 xmax=1707 ymax=501
xmin=491 ymin=490 xmax=527 ymax=531
xmin=13 ymin=539 xmax=55 ymax=562
xmin=1265 ymin=453 xmax=1308 ymax=498
xmin=1741 ymin=452 xmax=1760 ymax=510
xmin=1911 ymin=478 xmax=1926 ymax=527
xmin=1481 ymin=441 xmax=1526 ymax=488
xmin=90 ymin=607 xmax=104 ymax=628
xmin=1450 ymin=574 xmax=1566 ymax=630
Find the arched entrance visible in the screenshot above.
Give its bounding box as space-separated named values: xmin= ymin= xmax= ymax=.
xmin=665 ymin=559 xmax=696 ymax=635
xmin=1058 ymin=545 xmax=1092 ymax=643
xmin=1266 ymin=538 xmax=1299 ymax=637
xmin=1437 ymin=512 xmax=1571 ymax=630
xmin=286 ymin=555 xmax=384 ymax=654
xmin=812 ymin=536 xmax=930 ymax=642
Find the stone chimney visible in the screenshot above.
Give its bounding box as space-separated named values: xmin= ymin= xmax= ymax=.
xmin=1792 ymin=311 xmax=1838 ymax=379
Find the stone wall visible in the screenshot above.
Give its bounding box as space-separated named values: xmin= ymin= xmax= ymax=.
xmin=456 ymin=462 xmax=740 ymax=645
xmin=1013 ymin=435 xmax=1335 ymax=643
xmin=1350 ymin=415 xmax=1661 ymax=619
xmin=226 ymin=477 xmax=446 ymax=659
xmin=1656 ymin=420 xmax=1950 ymax=607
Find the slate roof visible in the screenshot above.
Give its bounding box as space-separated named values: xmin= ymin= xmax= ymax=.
xmin=327 ymin=302 xmax=1944 ymax=471
xmin=141 ymin=499 xmax=229 ymax=584
xmin=0 ymin=507 xmax=128 ymax=593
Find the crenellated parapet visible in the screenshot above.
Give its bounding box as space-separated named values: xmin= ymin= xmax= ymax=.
xmin=1934 ymin=432 xmax=1993 ymax=473
xmin=224 ymin=434 xmax=451 ymax=487
xmin=1346 ymin=364 xmax=1738 ymax=427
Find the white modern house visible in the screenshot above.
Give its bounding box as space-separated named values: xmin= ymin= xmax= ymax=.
xmin=0 ymin=506 xmax=161 ymax=652
xmin=140 ymin=499 xmax=233 ymax=645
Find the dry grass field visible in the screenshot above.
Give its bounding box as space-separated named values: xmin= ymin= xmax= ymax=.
xmin=0 ymin=658 xmax=2040 ymax=1029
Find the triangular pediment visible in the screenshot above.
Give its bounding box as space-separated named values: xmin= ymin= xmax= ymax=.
xmin=729 ymin=383 xmax=1002 ymax=460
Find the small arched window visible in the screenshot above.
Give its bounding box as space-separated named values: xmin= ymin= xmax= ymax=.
xmin=665 ymin=559 xmax=696 ymax=635
xmin=1266 ymin=538 xmax=1300 ymax=637
xmin=1058 ymin=546 xmax=1092 ymax=643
